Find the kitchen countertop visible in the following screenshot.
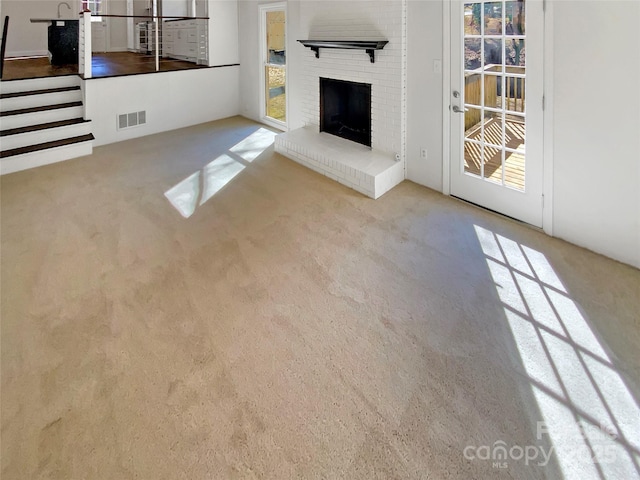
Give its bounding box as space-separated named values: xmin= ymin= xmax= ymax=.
xmin=30 ymin=18 xmax=79 ymax=23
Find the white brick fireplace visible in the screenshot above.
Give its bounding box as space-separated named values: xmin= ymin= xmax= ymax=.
xmin=275 ymin=0 xmax=407 ymax=199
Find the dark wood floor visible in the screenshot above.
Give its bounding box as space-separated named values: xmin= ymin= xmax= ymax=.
xmin=1 ymin=52 xmax=207 ymax=81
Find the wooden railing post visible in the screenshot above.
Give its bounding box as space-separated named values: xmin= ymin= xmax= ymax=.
xmin=0 ymin=16 xmax=9 ymax=79
xmin=485 ymin=74 xmax=497 ymax=109
xmin=464 ymin=73 xmax=481 ymax=131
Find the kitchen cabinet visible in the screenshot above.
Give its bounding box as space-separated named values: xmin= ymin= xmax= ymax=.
xmin=162 ymin=19 xmax=206 ymax=64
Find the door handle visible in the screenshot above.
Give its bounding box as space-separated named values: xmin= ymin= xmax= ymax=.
xmin=452 ymin=105 xmax=468 ymax=114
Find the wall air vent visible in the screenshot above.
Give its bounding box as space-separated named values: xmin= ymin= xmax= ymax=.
xmin=118 ymin=111 xmax=147 ymax=130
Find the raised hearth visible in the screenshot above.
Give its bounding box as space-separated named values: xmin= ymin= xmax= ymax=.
xmin=275 ymin=127 xmax=403 ymax=199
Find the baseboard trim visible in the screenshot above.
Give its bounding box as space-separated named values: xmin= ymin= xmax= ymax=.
xmin=5 ymin=50 xmax=49 ymax=59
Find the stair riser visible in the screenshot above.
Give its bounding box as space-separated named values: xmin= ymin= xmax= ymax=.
xmin=1 ymin=141 xmax=93 ymax=175
xmin=0 ymin=107 xmax=85 ymax=130
xmin=1 ymin=122 xmax=92 ymax=151
xmin=1 ymin=91 xmax=82 ymax=112
xmin=0 ymin=76 xmax=80 ymax=95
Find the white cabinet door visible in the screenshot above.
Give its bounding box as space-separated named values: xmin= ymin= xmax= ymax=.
xmin=162 ymin=26 xmax=174 ymax=56
xmin=175 ymin=27 xmax=187 ymax=57
xmin=162 ymin=20 xmax=199 ymax=62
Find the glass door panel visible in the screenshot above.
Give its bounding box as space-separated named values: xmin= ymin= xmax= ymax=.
xmin=462 ymin=0 xmax=527 ymax=191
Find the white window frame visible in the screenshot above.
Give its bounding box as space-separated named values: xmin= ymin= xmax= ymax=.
xmin=259 ymin=2 xmax=288 ymax=131
xmin=83 ymin=0 xmax=105 ymax=22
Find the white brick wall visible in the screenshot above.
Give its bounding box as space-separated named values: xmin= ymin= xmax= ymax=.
xmin=275 ymin=127 xmax=404 ymax=199
xmin=296 ymin=0 xmax=405 ymax=159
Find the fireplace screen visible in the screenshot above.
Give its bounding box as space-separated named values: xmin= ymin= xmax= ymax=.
xmin=320 ymin=78 xmax=372 ymax=147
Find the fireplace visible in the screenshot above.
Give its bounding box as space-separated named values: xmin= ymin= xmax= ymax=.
xmin=320 ymin=78 xmax=372 ymax=147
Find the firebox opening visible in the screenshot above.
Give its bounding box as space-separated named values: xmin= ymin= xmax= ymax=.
xmin=320 ymin=77 xmax=372 ymax=148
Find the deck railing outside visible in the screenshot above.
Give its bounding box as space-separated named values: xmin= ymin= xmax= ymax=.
xmin=464 ymin=64 xmax=525 ymax=131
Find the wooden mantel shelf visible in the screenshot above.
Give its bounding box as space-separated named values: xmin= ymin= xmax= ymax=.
xmin=297 ymin=40 xmax=389 ymax=63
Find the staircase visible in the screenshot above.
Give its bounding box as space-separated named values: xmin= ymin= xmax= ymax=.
xmin=0 ymin=75 xmax=94 ymax=175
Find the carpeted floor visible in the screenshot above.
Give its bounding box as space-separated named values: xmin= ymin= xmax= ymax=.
xmin=1 ymin=116 xmax=639 ymax=479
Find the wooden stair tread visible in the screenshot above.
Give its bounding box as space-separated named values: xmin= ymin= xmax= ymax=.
xmin=0 ymin=118 xmax=89 ymax=137
xmin=0 ymin=134 xmax=94 ymax=158
xmin=0 ymin=101 xmax=83 ymax=117
xmin=0 ymin=85 xmax=80 ymax=100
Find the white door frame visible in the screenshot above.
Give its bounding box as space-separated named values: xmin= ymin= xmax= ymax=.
xmin=90 ymin=0 xmax=109 ymax=53
xmin=259 ymin=2 xmax=288 ymax=131
xmin=442 ymin=0 xmax=554 ymax=235
xmin=541 ymin=0 xmax=554 ymax=236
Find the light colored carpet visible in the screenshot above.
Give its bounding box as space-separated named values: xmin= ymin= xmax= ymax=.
xmin=2 ymin=116 xmax=639 ymax=479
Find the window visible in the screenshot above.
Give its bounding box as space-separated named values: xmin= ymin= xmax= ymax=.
xmin=260 ymin=4 xmax=287 ymax=127
xmin=82 ymin=0 xmax=104 ymax=21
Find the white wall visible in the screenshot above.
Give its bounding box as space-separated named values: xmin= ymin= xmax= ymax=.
xmin=551 ymin=0 xmax=640 ymax=268
xmin=405 ymin=0 xmax=443 ymax=191
xmin=237 ymin=0 xmax=262 ymax=121
xmin=84 ymin=66 xmax=240 ymax=146
xmin=207 ymin=0 xmax=239 ymax=66
xmin=161 ymin=0 xmax=189 ymax=17
xmin=195 ymin=0 xmax=207 ymax=17
xmin=0 ymin=0 xmax=81 ymax=57
xmin=107 ymin=0 xmax=129 ymax=52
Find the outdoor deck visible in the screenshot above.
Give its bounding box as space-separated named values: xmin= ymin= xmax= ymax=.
xmin=462 ymin=64 xmax=527 ymax=191
xmin=464 ymin=116 xmax=526 ymax=190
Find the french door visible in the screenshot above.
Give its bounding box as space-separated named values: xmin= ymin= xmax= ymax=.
xmin=260 ymin=4 xmax=287 ymax=128
xmin=450 ymin=0 xmax=544 ymax=227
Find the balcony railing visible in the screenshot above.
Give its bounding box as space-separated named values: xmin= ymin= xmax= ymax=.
xmin=464 ymin=64 xmax=525 ymax=131
xmin=78 ymin=11 xmax=209 ymax=79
